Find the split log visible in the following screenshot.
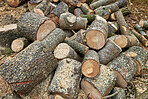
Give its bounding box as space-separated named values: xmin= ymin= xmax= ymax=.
xmin=134 ymin=24 xmax=148 ymax=38
xmin=114 ymin=35 xmax=139 ymax=48
xmin=61 ymin=0 xmax=81 ymax=6
xmin=54 ymin=43 xmax=80 ymax=60
xmin=41 ymin=28 xmax=66 ymax=52
xmin=28 ymin=0 xmax=42 ymax=11
xmin=81 ymin=65 xmax=117 ymax=99
xmin=80 ymin=3 xmax=94 ymax=14
xmin=90 ymin=0 xmax=115 ymax=10
xmin=80 ymin=14 xmax=95 ymax=24
xmin=74 ymin=8 xmax=84 ymax=17
xmin=108 ymin=21 xmax=119 ymax=37
xmin=0 ymin=41 xmax=58 ymax=95
xmin=11 ymin=37 xmax=29 ymax=53
xmin=111 ymin=87 xmax=126 ymax=99
xmin=5 ymin=0 xmax=28 ymax=7
xmin=85 ymin=15 xmax=108 ymax=50
xmin=107 ymin=54 xmax=137 ymax=88
xmin=114 ymin=0 xmax=127 ymax=8
xmin=94 ymin=3 xmax=119 ymax=20
xmin=59 ymin=12 xmax=87 ymax=30
xmin=131 ymin=30 xmax=148 ymax=47
xmin=98 ymin=40 xmax=122 ymax=65
xmin=81 ymin=50 xmax=100 ymax=78
xmin=48 ymin=58 xmax=82 ymax=99
xmin=17 ymin=12 xmax=56 ymax=41
xmin=139 ymin=19 xmax=148 ymax=29
xmin=64 ymin=38 xmax=89 ymax=55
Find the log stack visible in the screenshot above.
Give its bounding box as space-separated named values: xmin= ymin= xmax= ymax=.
xmin=1 ymin=0 xmax=148 ymax=99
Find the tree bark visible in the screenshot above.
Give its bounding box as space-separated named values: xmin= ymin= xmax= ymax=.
xmin=48 ymin=58 xmax=82 ymax=99
xmin=80 ymin=14 xmax=95 ymax=24
xmin=81 ymin=65 xmax=117 ymax=99
xmin=85 ymin=15 xmax=108 ymax=50
xmin=98 ymin=40 xmax=122 ymax=65
xmin=61 ymin=0 xmax=81 ymax=6
xmin=63 ymin=29 xmax=74 ymax=37
xmin=80 ymin=3 xmax=94 ymax=14
xmin=139 ymin=20 xmax=148 ymax=30
xmin=108 ymin=21 xmax=119 ymax=37
xmin=5 ymin=0 xmax=28 ymax=7
xmin=120 ymin=7 xmax=131 ymax=16
xmin=114 ymin=0 xmax=127 ymax=8
xmin=111 ymin=87 xmax=126 ymax=99
xmin=17 ymin=12 xmax=56 ymax=41
xmin=74 ymin=8 xmax=84 ymax=17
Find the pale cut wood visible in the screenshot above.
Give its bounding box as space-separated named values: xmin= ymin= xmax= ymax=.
xmin=139 ymin=19 xmax=148 ymax=29
xmin=80 ymin=3 xmax=94 ymax=15
xmin=81 ymin=65 xmax=117 ymax=99
xmin=85 ymin=15 xmax=108 ymax=50
xmin=5 ymin=0 xmax=27 ymax=7
xmin=28 ymin=0 xmax=42 ymax=11
xmin=0 ymin=24 xmax=17 ymax=32
xmin=82 ymin=50 xmax=100 ymax=78
xmin=110 ymin=13 xmax=116 ymax=21
xmin=108 ymin=21 xmax=119 ymax=37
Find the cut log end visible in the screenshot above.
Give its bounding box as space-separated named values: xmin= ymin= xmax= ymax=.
xmin=86 ymin=30 xmax=106 ymax=50
xmin=82 ymin=59 xmax=100 ymax=78
xmin=54 ymin=95 xmax=64 ymax=99
xmin=37 ymin=19 xmax=56 ymax=41
xmin=5 ymin=0 xmax=20 ymax=7
xmin=139 ymin=19 xmax=144 ymax=27
xmin=114 ymin=35 xmax=128 ymax=48
xmin=11 ymin=38 xmax=25 ymax=52
xmin=34 ymin=8 xmax=44 ymax=16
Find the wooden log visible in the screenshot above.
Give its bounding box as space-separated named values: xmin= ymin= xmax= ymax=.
xmin=11 ymin=37 xmax=29 ymax=53
xmin=59 ymin=12 xmax=88 ymax=30
xmin=41 ymin=28 xmax=66 ymax=52
xmin=74 ymin=8 xmax=84 ymax=17
xmin=0 ymin=15 xmax=17 ymax=26
xmin=81 ymin=65 xmax=117 ymax=99
xmin=28 ymin=0 xmax=42 ymax=11
xmin=80 ymin=3 xmax=94 ymax=15
xmin=94 ymin=3 xmax=119 ymax=20
xmin=139 ymin=20 xmax=148 ymax=29
xmin=114 ymin=34 xmax=139 ymax=48
xmin=108 ymin=21 xmax=119 ymax=37
xmin=131 ymin=30 xmax=148 ymax=47
xmin=81 ymin=50 xmax=100 ymax=78
xmin=5 ymin=0 xmax=28 ymax=7
xmin=98 ymin=40 xmax=122 ymax=65
xmin=48 ymin=58 xmax=82 ymax=99
xmin=90 ymin=0 xmax=115 ymax=10
xmin=114 ymin=0 xmax=127 ymax=8
xmin=54 ymin=43 xmax=80 ymax=60
xmin=17 ymin=12 xmax=56 ymax=41
xmin=134 ymin=24 xmax=148 ymax=38
xmin=64 ymin=38 xmax=89 ymax=55
xmin=111 ymin=87 xmax=126 ymax=99
xmin=63 ymin=29 xmax=74 ymax=37
xmin=107 ymin=54 xmax=137 ymax=88
xmin=61 ymin=0 xmax=81 ymax=7
xmin=0 ymin=41 xmax=58 ymax=95
xmin=80 ymin=14 xmax=95 ymax=24
xmin=120 ymin=7 xmax=131 ymax=16
xmin=85 ymin=15 xmax=108 ymax=50
xmin=110 ymin=13 xmax=116 ymax=21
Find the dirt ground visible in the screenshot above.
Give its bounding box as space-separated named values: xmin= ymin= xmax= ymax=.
xmin=0 ymin=0 xmax=148 ymax=98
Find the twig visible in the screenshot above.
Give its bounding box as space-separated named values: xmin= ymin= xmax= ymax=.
xmin=103 ymin=91 xmax=119 ymax=99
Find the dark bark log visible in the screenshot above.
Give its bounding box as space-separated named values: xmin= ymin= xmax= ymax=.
xmin=48 ymin=58 xmax=82 ymax=99
xmin=111 ymin=87 xmax=126 ymax=99
xmin=63 ymin=29 xmax=74 ymax=37
xmin=11 ymin=37 xmax=29 ymax=53
xmin=81 ymin=50 xmax=100 ymax=78
xmin=80 ymin=3 xmax=94 ymax=14
xmin=107 ymin=54 xmax=137 ymax=88
xmin=0 ymin=41 xmax=58 ymax=95
xmin=98 ymin=40 xmax=122 ymax=65
xmin=59 ymin=12 xmax=87 ymax=30
xmin=17 ymin=12 xmax=56 ymax=41
xmin=64 ymin=38 xmax=89 ymax=55
xmin=41 ymin=28 xmax=66 ymax=52
xmin=5 ymin=0 xmax=28 ymax=7
xmin=108 ymin=21 xmax=119 ymax=37
xmin=81 ymin=65 xmax=117 ymax=99
xmin=90 ymin=0 xmax=115 ymax=10
xmin=114 ymin=0 xmax=127 ymax=8
xmin=94 ymin=3 xmax=119 ymax=20
xmin=80 ymin=14 xmax=95 ymax=24
xmin=131 ymin=30 xmax=148 ymax=47
xmin=139 ymin=20 xmax=148 ymax=30
xmin=74 ymin=8 xmax=84 ymax=17
xmin=85 ymin=15 xmax=108 ymax=50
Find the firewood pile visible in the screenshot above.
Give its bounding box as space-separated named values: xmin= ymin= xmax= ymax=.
xmin=0 ymin=0 xmax=148 ymax=99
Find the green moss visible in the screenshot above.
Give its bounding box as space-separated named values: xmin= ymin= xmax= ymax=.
xmin=4 ymin=48 xmax=13 ymax=56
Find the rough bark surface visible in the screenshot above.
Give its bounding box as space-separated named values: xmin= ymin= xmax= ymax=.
xmin=111 ymin=87 xmax=126 ymax=99
xmin=108 ymin=21 xmax=119 ymax=37
xmin=80 ymin=3 xmax=94 ymax=14
xmin=139 ymin=20 xmax=148 ymax=29
xmin=114 ymin=0 xmax=127 ymax=8
xmin=134 ymin=24 xmax=147 ymax=38
xmin=74 ymin=8 xmax=84 ymax=17
xmin=80 ymin=14 xmax=95 ymax=24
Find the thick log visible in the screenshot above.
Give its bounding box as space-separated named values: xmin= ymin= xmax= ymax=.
xmin=54 ymin=43 xmax=80 ymax=60
xmin=114 ymin=0 xmax=127 ymax=8
xmin=81 ymin=65 xmax=117 ymax=99
xmin=59 ymin=12 xmax=87 ymax=30
xmin=48 ymin=58 xmax=82 ymax=99
xmin=11 ymin=37 xmax=29 ymax=53
xmin=94 ymin=3 xmax=119 ymax=20
xmin=131 ymin=30 xmax=148 ymax=47
xmin=17 ymin=12 xmax=56 ymax=41
xmin=134 ymin=24 xmax=148 ymax=38
xmin=90 ymin=0 xmax=115 ymax=10
xmin=85 ymin=15 xmax=108 ymax=50
xmin=114 ymin=35 xmax=139 ymax=48
xmin=108 ymin=21 xmax=119 ymax=37
xmin=5 ymin=0 xmax=28 ymax=7
xmin=80 ymin=3 xmax=94 ymax=14
xmin=0 ymin=41 xmax=58 ymax=95
xmin=41 ymin=28 xmax=66 ymax=52
xmin=107 ymin=54 xmax=137 ymax=88
xmin=139 ymin=20 xmax=148 ymax=30
xmin=81 ymin=50 xmax=100 ymax=78
xmin=98 ymin=40 xmax=122 ymax=65
xmin=74 ymin=8 xmax=84 ymax=17
xmin=111 ymin=87 xmax=126 ymax=99
xmin=64 ymin=38 xmax=89 ymax=55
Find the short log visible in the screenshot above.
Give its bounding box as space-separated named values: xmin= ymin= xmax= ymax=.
xmin=85 ymin=15 xmax=108 ymax=50
xmin=114 ymin=0 xmax=127 ymax=8
xmin=48 ymin=58 xmax=82 ymax=99
xmin=111 ymin=87 xmax=126 ymax=99
xmin=11 ymin=37 xmax=29 ymax=53
xmin=98 ymin=40 xmax=122 ymax=65
xmin=80 ymin=3 xmax=94 ymax=14
xmin=5 ymin=0 xmax=28 ymax=7
xmin=81 ymin=50 xmax=100 ymax=78
xmin=139 ymin=19 xmax=148 ymax=30
xmin=108 ymin=21 xmax=119 ymax=37
xmin=17 ymin=12 xmax=56 ymax=41
xmin=134 ymin=24 xmax=148 ymax=38
xmin=74 ymin=8 xmax=84 ymax=17
xmin=59 ymin=12 xmax=88 ymax=30
xmin=81 ymin=65 xmax=117 ymax=99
